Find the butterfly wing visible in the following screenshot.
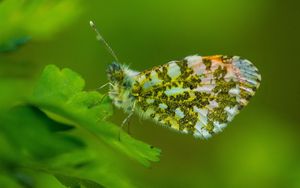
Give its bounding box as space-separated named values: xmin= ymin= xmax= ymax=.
xmin=131 ymin=55 xmax=261 ymax=138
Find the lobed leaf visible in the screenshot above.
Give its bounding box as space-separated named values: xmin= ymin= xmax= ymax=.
xmin=0 ymin=105 xmax=84 ymax=161
xmin=29 ymin=64 xmax=160 ymax=166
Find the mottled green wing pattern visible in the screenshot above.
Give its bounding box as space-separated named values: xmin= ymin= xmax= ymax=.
xmin=131 ymin=55 xmax=261 ymax=138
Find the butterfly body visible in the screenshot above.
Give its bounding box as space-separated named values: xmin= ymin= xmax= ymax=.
xmin=107 ymin=55 xmax=261 ymax=139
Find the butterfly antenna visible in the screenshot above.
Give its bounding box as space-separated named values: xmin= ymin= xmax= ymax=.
xmin=89 ymin=20 xmax=119 ymax=62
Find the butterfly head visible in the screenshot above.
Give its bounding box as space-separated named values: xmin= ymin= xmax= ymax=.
xmin=106 ymin=62 xmax=139 ymax=110
xmin=107 ymin=62 xmax=124 ymax=84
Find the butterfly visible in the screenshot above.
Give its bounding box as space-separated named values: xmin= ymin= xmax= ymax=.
xmin=106 ymin=55 xmax=261 ymax=139
xmin=89 ymin=21 xmax=260 ymax=139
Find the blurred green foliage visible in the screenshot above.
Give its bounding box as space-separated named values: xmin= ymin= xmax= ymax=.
xmin=0 ymin=0 xmax=80 ymax=51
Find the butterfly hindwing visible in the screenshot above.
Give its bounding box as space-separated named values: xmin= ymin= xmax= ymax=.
xmin=131 ymin=55 xmax=261 ymax=138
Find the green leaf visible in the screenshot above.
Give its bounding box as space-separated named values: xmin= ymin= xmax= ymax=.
xmin=0 ymin=105 xmax=91 ymax=188
xmin=0 ymin=65 xmax=161 ymax=188
xmin=0 ymin=105 xmax=84 ymax=161
xmin=0 ymin=105 xmax=132 ymax=188
xmin=29 ymin=65 xmax=161 ymax=167
xmin=55 ymin=175 xmax=104 ymax=188
xmin=39 ymin=148 xmax=133 ymax=188
xmin=0 ymin=174 xmax=23 ymax=188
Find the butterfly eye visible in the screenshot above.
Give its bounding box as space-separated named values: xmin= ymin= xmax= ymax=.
xmin=107 ymin=63 xmax=124 ymax=82
xmin=123 ymin=81 xmax=130 ymax=88
xmin=107 ymin=62 xmax=121 ymax=74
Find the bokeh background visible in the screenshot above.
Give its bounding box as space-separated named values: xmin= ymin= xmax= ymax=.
xmin=1 ymin=0 xmax=299 ymax=187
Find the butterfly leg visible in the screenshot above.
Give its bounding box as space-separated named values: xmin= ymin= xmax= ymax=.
xmin=97 ymin=82 xmax=114 ymax=91
xmin=95 ymin=93 xmax=108 ymax=106
xmin=119 ymin=101 xmax=136 ymax=141
xmin=94 ymin=82 xmax=114 ymax=106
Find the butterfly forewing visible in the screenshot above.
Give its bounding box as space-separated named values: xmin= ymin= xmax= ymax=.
xmin=131 ymin=55 xmax=261 ymax=138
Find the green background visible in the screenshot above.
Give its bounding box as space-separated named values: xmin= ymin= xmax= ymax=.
xmin=1 ymin=0 xmax=299 ymax=187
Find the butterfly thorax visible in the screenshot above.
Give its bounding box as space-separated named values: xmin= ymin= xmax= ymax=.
xmin=107 ymin=62 xmax=139 ymax=113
